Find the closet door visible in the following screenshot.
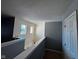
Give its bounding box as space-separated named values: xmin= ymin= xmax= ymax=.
xmin=63 ymin=11 xmax=77 ymax=59
xmin=69 ymin=11 xmax=77 ymax=59
xmin=63 ymin=15 xmax=71 ymax=58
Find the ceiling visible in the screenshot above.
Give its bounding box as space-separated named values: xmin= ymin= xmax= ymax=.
xmin=1 ymin=0 xmax=73 ymax=22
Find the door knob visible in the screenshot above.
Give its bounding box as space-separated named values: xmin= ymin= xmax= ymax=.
xmin=64 ymin=43 xmax=66 ymax=46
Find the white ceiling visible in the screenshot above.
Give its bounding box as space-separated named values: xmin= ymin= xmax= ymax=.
xmin=2 ymin=0 xmax=73 ymax=22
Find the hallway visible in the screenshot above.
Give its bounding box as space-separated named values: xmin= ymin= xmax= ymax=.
xmin=1 ymin=0 xmax=78 ymax=59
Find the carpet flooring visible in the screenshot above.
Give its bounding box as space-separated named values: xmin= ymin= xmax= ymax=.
xmin=43 ymin=50 xmax=64 ymax=59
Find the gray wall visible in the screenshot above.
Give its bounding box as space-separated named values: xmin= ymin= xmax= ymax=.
xmin=45 ymin=22 xmax=62 ymax=51
xmin=1 ymin=39 xmax=25 ymax=59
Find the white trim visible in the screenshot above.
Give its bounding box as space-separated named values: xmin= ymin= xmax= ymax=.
xmin=63 ymin=10 xmax=76 ymax=22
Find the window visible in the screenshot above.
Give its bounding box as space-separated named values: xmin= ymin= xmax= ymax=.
xmin=20 ymin=24 xmax=27 ymax=35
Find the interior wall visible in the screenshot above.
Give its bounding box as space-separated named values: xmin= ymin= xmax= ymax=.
xmin=36 ymin=22 xmax=45 ymax=40
xmin=45 ymin=22 xmax=62 ymax=51
xmin=13 ymin=18 xmax=36 ymax=49
xmin=1 ymin=39 xmax=25 ymax=59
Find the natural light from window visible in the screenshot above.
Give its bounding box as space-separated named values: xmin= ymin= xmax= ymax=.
xmin=20 ymin=24 xmax=27 ymax=35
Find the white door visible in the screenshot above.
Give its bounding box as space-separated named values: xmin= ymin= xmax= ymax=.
xmin=63 ymin=11 xmax=77 ymax=59
xmin=69 ymin=11 xmax=77 ymax=59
